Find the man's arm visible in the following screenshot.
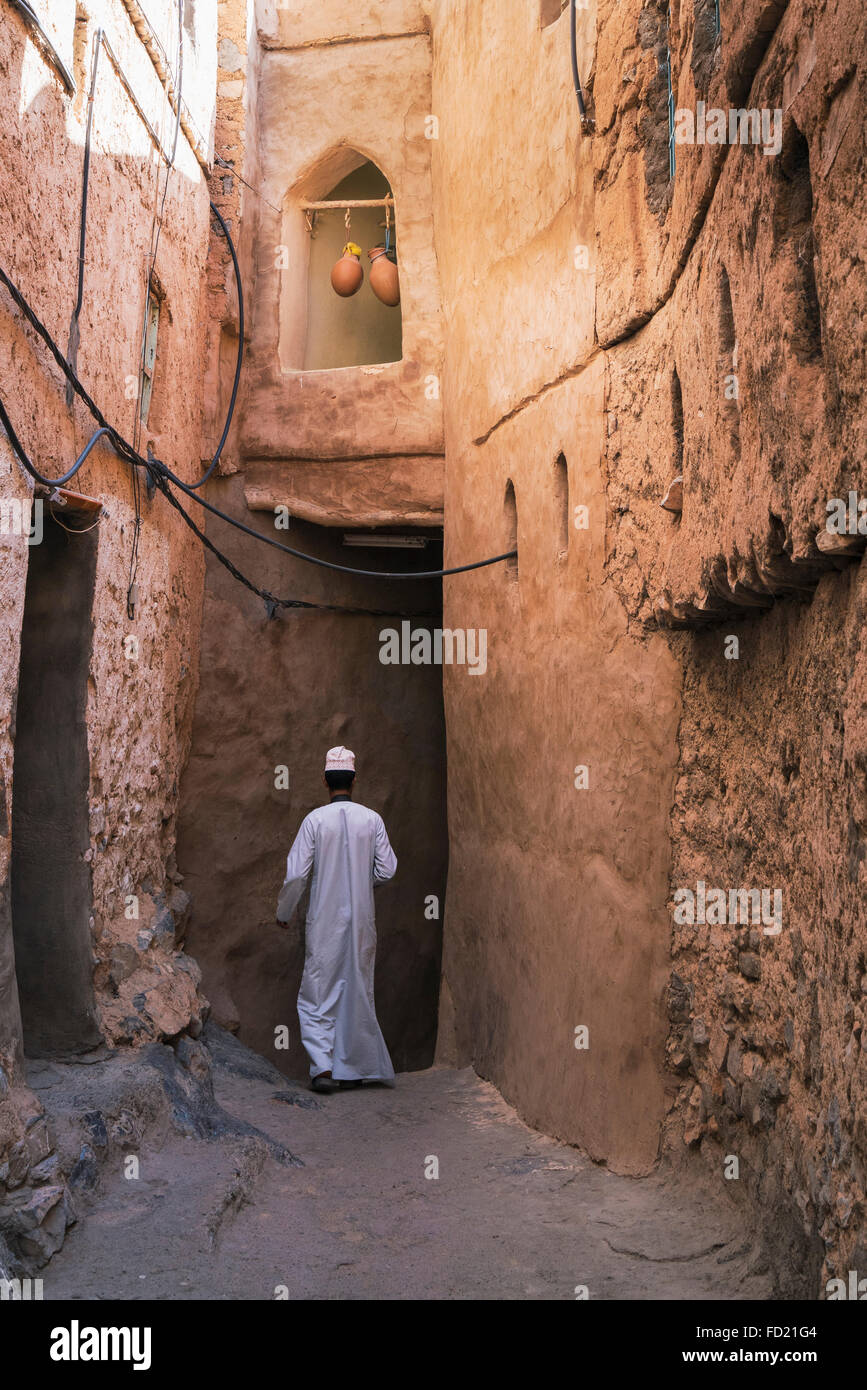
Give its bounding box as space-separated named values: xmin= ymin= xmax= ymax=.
xmin=373 ymin=814 xmax=397 ymax=885
xmin=276 ymin=816 xmax=316 ymax=923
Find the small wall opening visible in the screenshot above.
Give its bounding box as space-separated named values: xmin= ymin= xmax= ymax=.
xmin=671 ymin=365 xmax=684 ymax=477
xmin=304 ymin=159 xmax=402 ymax=371
xmin=774 ymin=125 xmax=822 ymax=364
xmin=11 ymin=510 xmax=100 ymax=1056
xmin=718 ymin=266 xmax=741 ymax=454
xmin=554 ymin=453 xmax=569 ymax=558
xmin=504 ymin=479 xmax=519 ymax=582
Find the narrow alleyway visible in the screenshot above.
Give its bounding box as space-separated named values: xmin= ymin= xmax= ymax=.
xmin=36 ymin=1030 xmax=772 ymax=1301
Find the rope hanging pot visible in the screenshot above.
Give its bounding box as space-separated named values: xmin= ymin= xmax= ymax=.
xmin=330 ymin=207 xmax=363 ymax=297
xmin=369 ymin=205 xmax=400 ymax=306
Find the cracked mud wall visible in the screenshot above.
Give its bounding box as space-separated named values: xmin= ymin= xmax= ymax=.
xmin=426 ymin=0 xmax=680 ymax=1176
xmin=2 ymin=0 xmax=863 ymax=1294
xmin=0 ymin=0 xmax=217 ymax=1260
xmin=427 ymin=0 xmax=866 ymax=1279
xmin=598 ymin=0 xmax=867 ymax=1288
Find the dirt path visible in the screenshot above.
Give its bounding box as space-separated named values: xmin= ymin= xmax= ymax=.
xmin=37 ymin=1033 xmax=773 ymax=1301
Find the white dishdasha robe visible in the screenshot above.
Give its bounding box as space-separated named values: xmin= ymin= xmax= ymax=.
xmin=277 ymin=798 xmax=397 ymax=1082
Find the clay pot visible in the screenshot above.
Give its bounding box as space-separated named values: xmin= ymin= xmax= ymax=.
xmin=368 ymin=246 xmax=400 ymax=306
xmin=331 ymin=245 xmax=363 ymax=297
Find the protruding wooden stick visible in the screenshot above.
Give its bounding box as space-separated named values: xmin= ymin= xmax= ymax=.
xmin=300 ymin=197 xmax=395 ymax=211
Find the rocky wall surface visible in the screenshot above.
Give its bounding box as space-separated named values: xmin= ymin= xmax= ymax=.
xmin=0 ymin=0 xmax=217 ymax=1263
xmin=592 ymin=0 xmax=793 ymax=342
xmin=597 ymin=0 xmax=867 ymax=1285
xmin=603 ymin=0 xmax=866 ymax=628
xmin=661 ymin=572 xmax=867 ymax=1295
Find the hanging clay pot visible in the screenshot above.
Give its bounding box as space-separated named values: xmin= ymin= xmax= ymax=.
xmin=368 ymin=245 xmax=400 ymax=307
xmin=331 ymin=243 xmax=363 ymax=297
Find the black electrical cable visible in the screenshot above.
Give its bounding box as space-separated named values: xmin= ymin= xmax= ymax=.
xmin=160 ymin=468 xmax=517 ymax=579
xmin=152 ymin=471 xmax=434 ymax=617
xmin=570 ymin=0 xmax=587 ymax=119
xmin=0 ymin=195 xmax=242 ymax=483
xmin=7 ymin=0 xmax=76 ymax=94
xmin=186 ymin=199 xmax=244 ymax=486
xmin=1 ymin=5 xmax=519 ymax=603
xmin=0 ymin=258 xmax=517 ymax=581
xmin=169 ymin=0 xmax=183 ymax=166
xmin=0 ymin=264 xmax=134 ymax=486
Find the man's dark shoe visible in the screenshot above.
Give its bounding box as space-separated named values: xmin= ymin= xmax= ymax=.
xmin=311 ymin=1072 xmax=336 ymax=1093
xmin=338 ymin=1079 xmax=363 ymax=1090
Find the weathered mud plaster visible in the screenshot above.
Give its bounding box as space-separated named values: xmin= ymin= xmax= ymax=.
xmin=0 ymin=0 xmax=217 ymax=1266
xmin=3 ymin=0 xmax=864 ymax=1294
xmin=427 ymin=0 xmax=596 ymax=444
xmin=426 ymin=0 xmax=679 ymax=1177
xmin=257 ymin=0 xmax=429 ymax=51
xmin=599 ymin=0 xmax=867 ymax=1288
xmin=243 ymin=455 xmax=445 ymax=528
xmin=435 ymin=361 xmax=681 ymax=1174
xmin=242 ymin=17 xmax=444 ymax=506
xmin=593 ymin=0 xmax=792 ymax=342
xmin=604 ymin=0 xmax=865 ymax=629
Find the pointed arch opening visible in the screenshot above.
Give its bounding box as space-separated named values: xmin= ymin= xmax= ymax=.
xmin=281 ymin=149 xmax=403 ymax=372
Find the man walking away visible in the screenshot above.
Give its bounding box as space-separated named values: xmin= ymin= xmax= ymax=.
xmin=276 ymin=747 xmax=397 ymax=1093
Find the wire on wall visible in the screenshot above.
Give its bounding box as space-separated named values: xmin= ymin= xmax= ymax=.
xmin=6 ymin=0 xmax=76 ymax=94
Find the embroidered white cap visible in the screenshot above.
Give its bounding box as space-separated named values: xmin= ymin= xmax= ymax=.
xmin=325 ymin=745 xmax=356 ymax=772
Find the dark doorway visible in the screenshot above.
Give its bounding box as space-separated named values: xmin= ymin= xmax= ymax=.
xmin=176 ymin=495 xmax=448 ymax=1079
xmin=11 ymin=510 xmax=100 ymax=1056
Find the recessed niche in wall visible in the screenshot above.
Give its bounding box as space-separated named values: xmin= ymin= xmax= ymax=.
xmin=718 ymin=266 xmax=741 ymax=456
xmin=554 ymin=452 xmax=569 ymax=558
xmin=504 ymin=479 xmax=519 ymax=582
xmin=302 ymin=158 xmax=402 ymax=372
xmin=774 ymin=125 xmax=822 ymax=365
xmin=671 ymin=365 xmax=684 ymax=475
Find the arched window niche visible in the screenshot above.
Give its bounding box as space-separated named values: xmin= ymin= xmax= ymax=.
xmin=280 ymin=147 xmax=403 ymax=373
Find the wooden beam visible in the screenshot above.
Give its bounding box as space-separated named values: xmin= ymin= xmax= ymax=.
xmin=300 ymin=197 xmax=395 ymax=211
xmin=35 ymin=485 xmax=104 ymax=519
